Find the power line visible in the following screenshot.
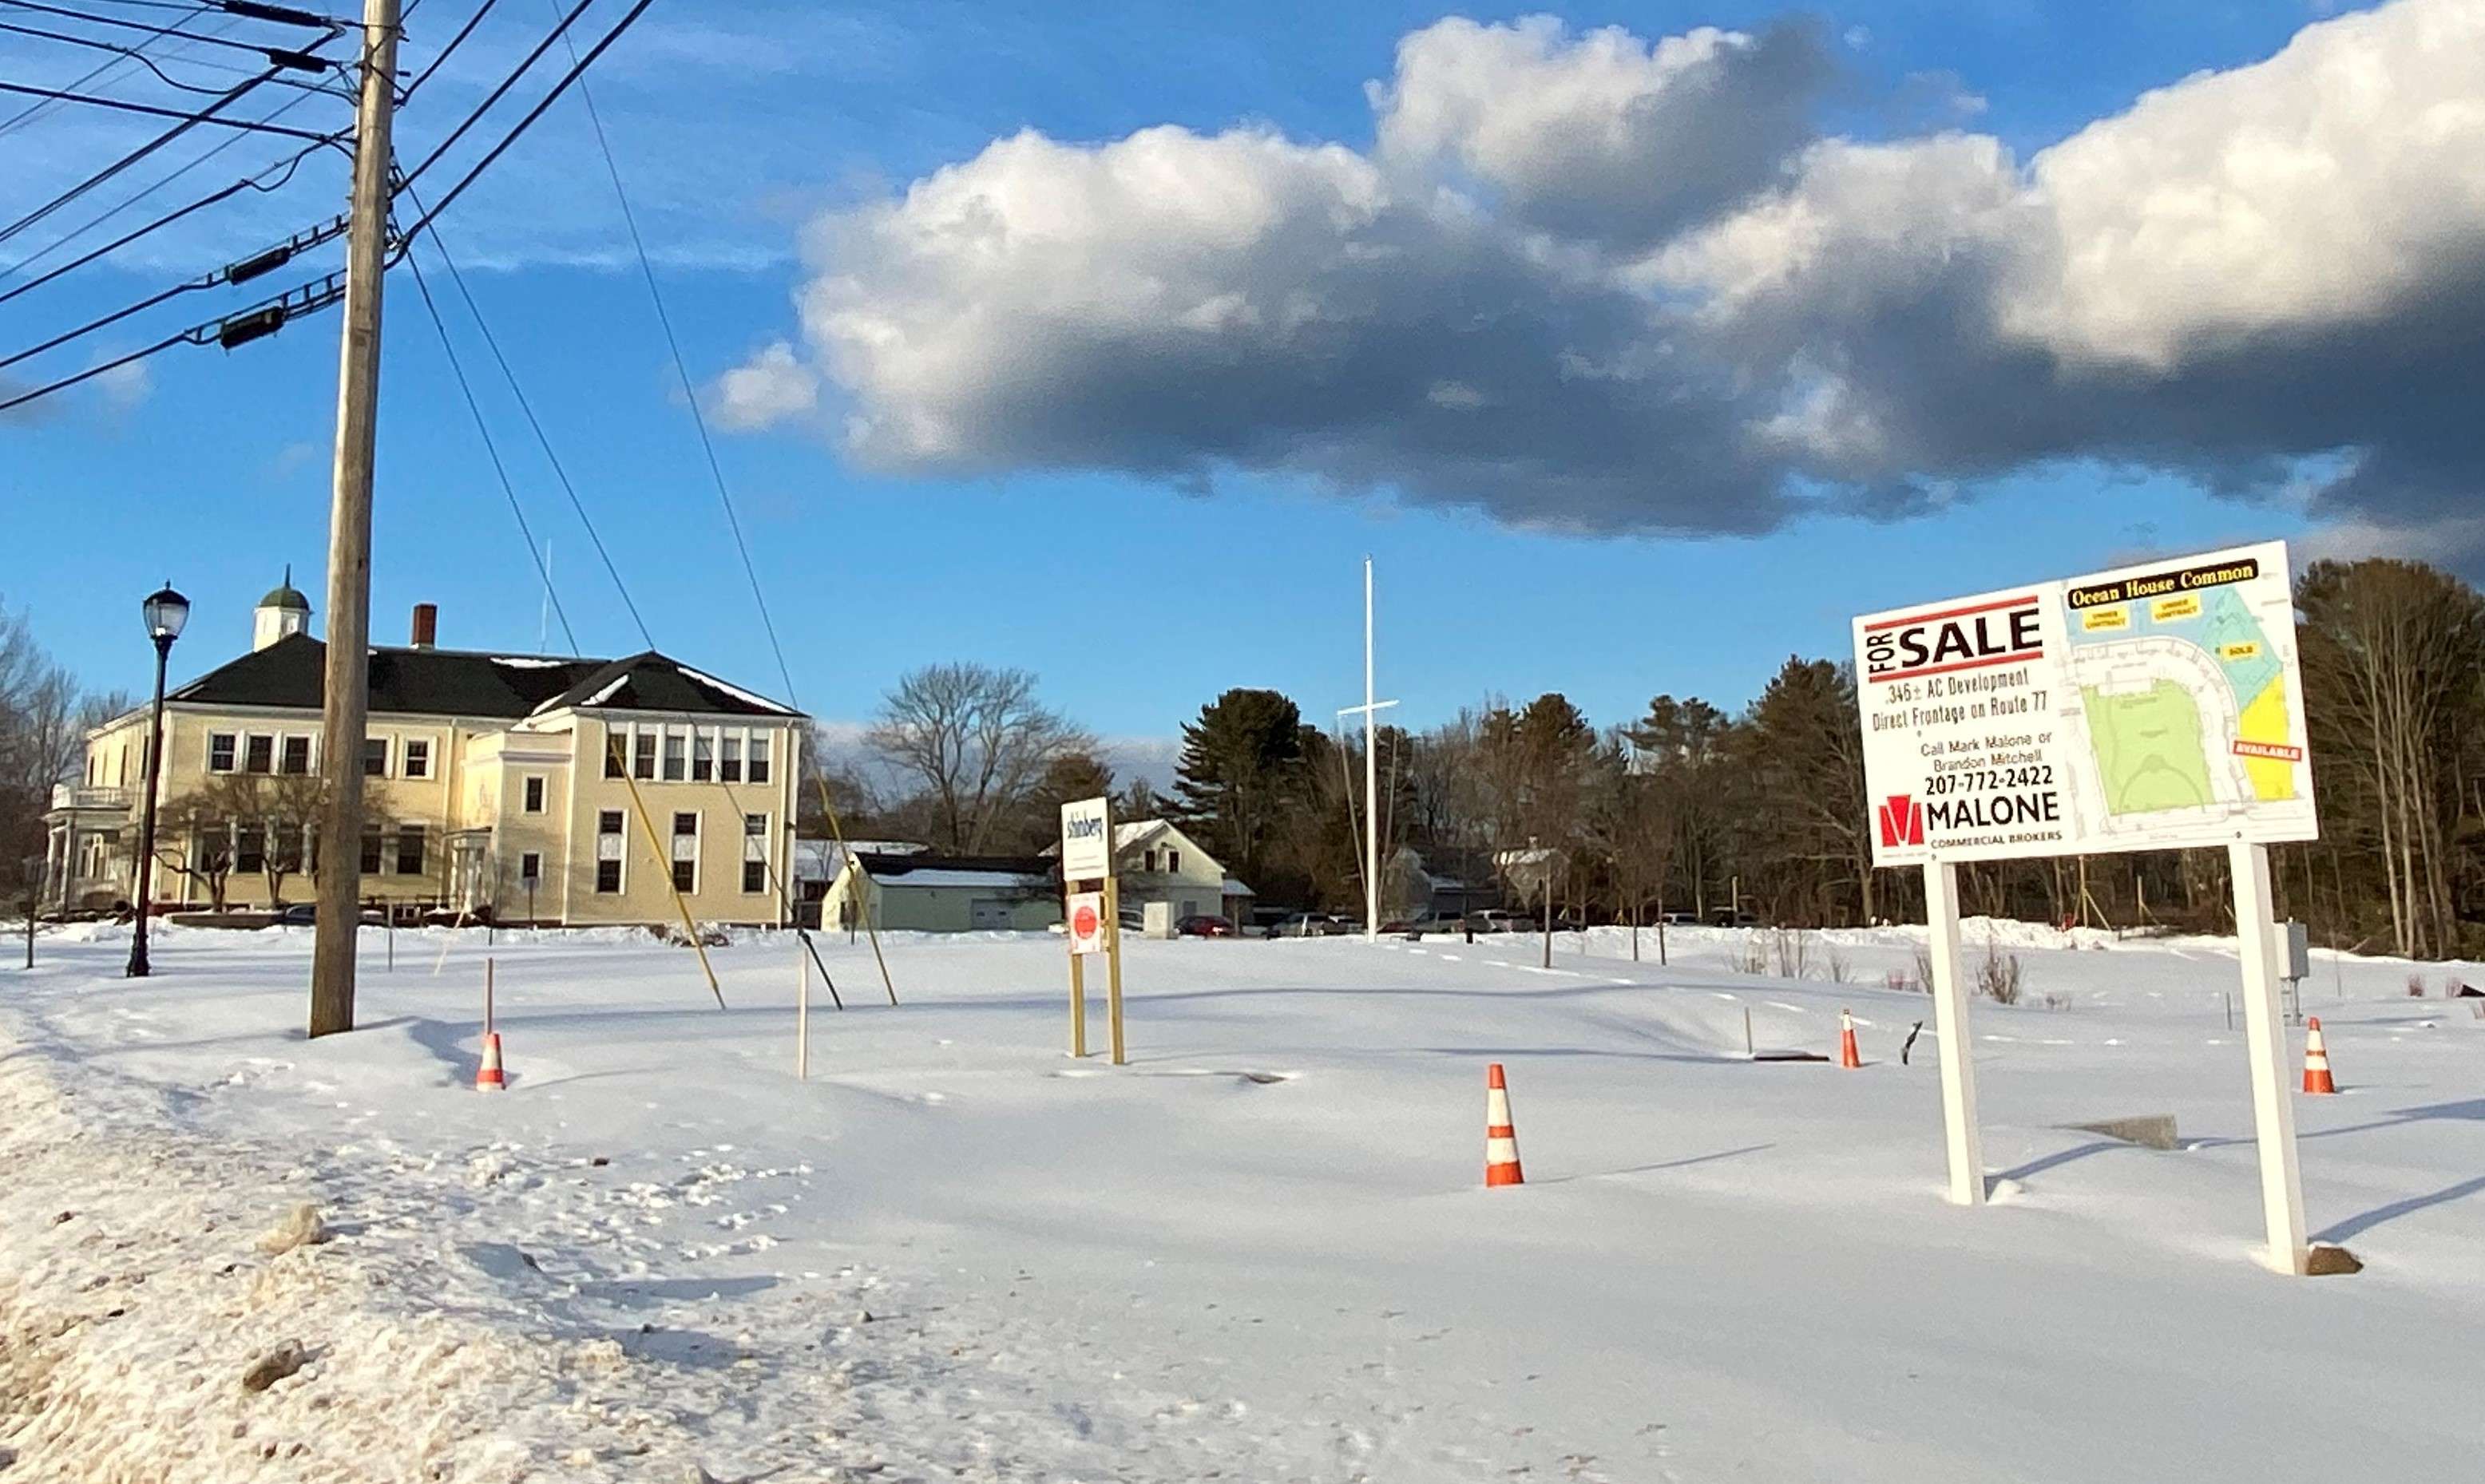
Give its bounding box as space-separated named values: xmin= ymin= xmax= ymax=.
xmin=392 ymin=0 xmax=587 ymax=191
xmin=400 ymin=230 xmax=582 ymax=655
xmin=0 ymin=77 xmax=342 ymax=133
xmin=401 ymin=0 xmax=493 ymax=99
xmin=551 ymin=9 xmax=797 ymax=710
xmin=0 ymin=0 xmax=224 ymax=137
xmin=0 ymin=0 xmax=644 ymax=410
xmin=0 ymin=116 xmax=332 ymax=295
xmin=399 ymin=183 xmax=652 ymax=649
xmin=0 ymin=212 xmax=343 ymax=369
xmin=0 ymin=2 xmax=339 ymax=64
xmin=393 ymin=0 xmax=652 ymax=242
xmin=0 ymin=264 xmax=339 ymax=412
xmin=0 ymin=67 xmax=291 ymax=246
xmin=0 ymin=17 xmax=331 ymax=95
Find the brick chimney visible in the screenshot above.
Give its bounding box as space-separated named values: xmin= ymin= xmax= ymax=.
xmin=410 ymin=602 xmax=438 ymax=649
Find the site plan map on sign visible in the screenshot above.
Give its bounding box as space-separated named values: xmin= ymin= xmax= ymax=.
xmin=1855 ymin=540 xmax=2318 ymax=866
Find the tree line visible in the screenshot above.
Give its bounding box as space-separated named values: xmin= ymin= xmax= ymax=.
xmin=814 ymin=559 xmax=2485 ymax=957
xmin=10 ymin=559 xmax=2482 ymax=957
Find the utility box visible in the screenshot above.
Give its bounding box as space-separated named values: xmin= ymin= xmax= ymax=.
xmin=1143 ymin=900 xmax=1175 ymax=940
xmin=2281 ymin=919 xmax=2311 ymax=981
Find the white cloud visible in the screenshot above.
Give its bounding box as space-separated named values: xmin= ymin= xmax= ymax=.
xmin=711 ymin=342 xmax=820 ymax=431
xmin=1371 ymin=16 xmax=1830 ymax=247
xmin=93 ymin=359 xmax=152 ymax=414
xmin=2010 ymin=0 xmax=2485 ymax=368
xmin=721 ymin=0 xmax=2485 ymax=551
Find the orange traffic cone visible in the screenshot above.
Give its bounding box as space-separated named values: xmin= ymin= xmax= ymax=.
xmin=1484 ymin=1063 xmax=1524 ymax=1188
xmin=2302 ymin=1017 xmax=2336 ymax=1095
xmin=475 ymin=1031 xmax=506 ymax=1092
xmin=1839 ymin=1009 xmax=1862 ymax=1069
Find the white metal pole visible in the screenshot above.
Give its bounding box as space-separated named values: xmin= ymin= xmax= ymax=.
xmin=1362 ymin=557 xmax=1379 ymax=944
xmin=2229 ymin=841 xmax=2309 ymax=1275
xmin=797 ymin=937 xmax=810 ymax=1081
xmin=1924 ymin=860 xmax=1985 ymax=1206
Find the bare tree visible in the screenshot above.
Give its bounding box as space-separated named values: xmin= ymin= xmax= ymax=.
xmin=866 ymin=663 xmax=1093 ymax=853
xmin=254 ymin=771 xmax=331 ymax=905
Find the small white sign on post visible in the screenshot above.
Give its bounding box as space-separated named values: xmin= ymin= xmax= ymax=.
xmin=1060 ymin=797 xmax=1113 ymax=882
xmin=1057 ymin=795 xmax=1125 ymax=1065
xmin=1853 ymin=540 xmax=2320 ymax=1273
xmin=1067 ymin=891 xmax=1108 ymax=956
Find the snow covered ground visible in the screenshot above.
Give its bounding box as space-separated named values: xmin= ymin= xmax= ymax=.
xmin=3 ymin=918 xmax=2480 ymax=1482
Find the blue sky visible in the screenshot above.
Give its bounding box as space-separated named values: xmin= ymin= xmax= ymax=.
xmin=1 ymin=0 xmax=2451 ymax=781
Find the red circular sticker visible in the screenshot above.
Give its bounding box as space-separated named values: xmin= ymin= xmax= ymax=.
xmin=1073 ymin=903 xmax=1099 ymax=938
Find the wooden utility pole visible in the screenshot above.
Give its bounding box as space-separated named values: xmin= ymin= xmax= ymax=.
xmin=309 ymin=0 xmax=403 ymax=1039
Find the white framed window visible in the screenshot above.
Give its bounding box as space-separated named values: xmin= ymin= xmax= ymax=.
xmin=719 ymin=734 xmax=742 ymax=782
xmin=632 ymin=728 xmax=657 ymax=780
xmin=402 ymin=738 xmax=432 ymax=780
xmin=280 ymin=735 xmax=312 ymax=775
xmin=596 ymin=809 xmax=625 ymax=893
xmin=747 ymin=733 xmax=771 ymax=785
xmin=521 ymin=775 xmax=545 ymax=813
xmin=395 ymin=824 xmax=426 ymax=876
xmin=1167 ymin=849 xmax=1180 ymax=873
xmin=670 ymin=810 xmax=699 ymax=892
xmin=692 ymin=729 xmax=715 ymax=782
xmin=244 ymin=734 xmax=275 ymax=774
xmin=742 ymin=813 xmax=768 ymax=893
xmin=604 ymin=725 xmax=627 ymax=778
xmin=363 ymin=738 xmax=389 ymax=777
xmin=207 ymin=732 xmax=237 ymax=773
xmin=662 ymin=729 xmax=687 ymax=782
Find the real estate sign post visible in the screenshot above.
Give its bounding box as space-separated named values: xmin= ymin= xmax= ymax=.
xmin=1853 ymin=540 xmax=2319 ymax=1272
xmin=1060 ymin=797 xmax=1125 ymax=1064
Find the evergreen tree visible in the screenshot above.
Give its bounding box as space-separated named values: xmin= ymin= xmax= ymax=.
xmin=1173 ymin=689 xmax=1304 ymax=884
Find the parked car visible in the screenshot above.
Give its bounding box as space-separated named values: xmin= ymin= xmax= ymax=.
xmin=1708 ymin=908 xmax=1759 ymax=927
xmin=1274 ymin=912 xmax=1351 ymax=937
xmin=1175 ymin=913 xmax=1236 ymax=938
xmin=1465 ymin=909 xmax=1525 ymax=934
xmin=1657 ymin=911 xmax=1700 ymax=925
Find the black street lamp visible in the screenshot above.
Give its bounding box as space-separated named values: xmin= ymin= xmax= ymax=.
xmin=125 ymin=582 xmax=188 ymax=979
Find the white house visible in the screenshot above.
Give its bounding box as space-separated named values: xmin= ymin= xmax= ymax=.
xmin=1045 ymin=818 xmax=1253 ymax=924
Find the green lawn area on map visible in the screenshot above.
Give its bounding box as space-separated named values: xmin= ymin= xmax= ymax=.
xmin=2082 ymin=682 xmax=2214 ymax=813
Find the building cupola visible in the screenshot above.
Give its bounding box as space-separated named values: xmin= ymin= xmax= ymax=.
xmin=252 ymin=565 xmax=312 ymax=651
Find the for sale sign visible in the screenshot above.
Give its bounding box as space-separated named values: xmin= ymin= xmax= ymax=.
xmin=1067 ymin=891 xmax=1108 ymax=955
xmin=1854 ymin=540 xmax=2317 ymax=865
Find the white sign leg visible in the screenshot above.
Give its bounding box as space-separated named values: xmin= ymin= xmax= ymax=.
xmin=2229 ymin=841 xmax=2309 ymax=1275
xmin=1924 ymin=861 xmax=1986 ymax=1206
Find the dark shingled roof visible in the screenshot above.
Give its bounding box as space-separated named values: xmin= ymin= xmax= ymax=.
xmin=167 ymin=635 xmax=799 ymax=720
xmin=858 ymin=853 xmax=1058 ymax=881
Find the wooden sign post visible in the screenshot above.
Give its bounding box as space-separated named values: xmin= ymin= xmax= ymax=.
xmin=1060 ymin=796 xmax=1124 ymax=1064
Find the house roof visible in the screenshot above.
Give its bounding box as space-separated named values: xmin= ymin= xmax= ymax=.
xmin=528 ymin=652 xmax=798 ymax=719
xmin=165 ymin=634 xmax=799 ymax=721
xmin=793 ymin=838 xmax=928 ymax=881
xmin=850 ymin=852 xmax=1054 ymax=889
